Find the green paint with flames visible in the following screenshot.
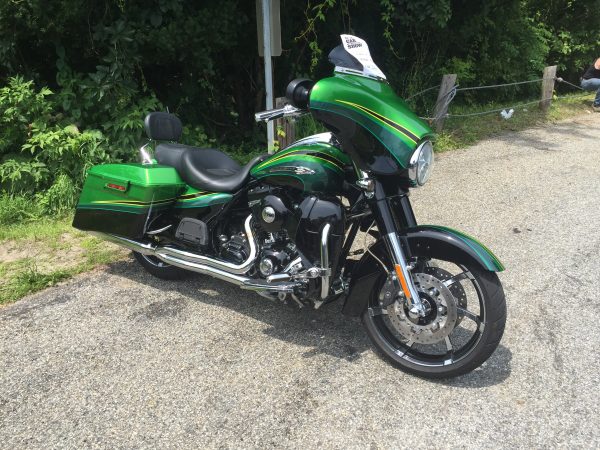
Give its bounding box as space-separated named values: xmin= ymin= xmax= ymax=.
xmin=424 ymin=225 xmax=505 ymax=272
xmin=76 ymin=163 xmax=232 ymax=215
xmin=251 ymin=139 xmax=351 ymax=193
xmin=309 ymin=73 xmax=433 ymax=168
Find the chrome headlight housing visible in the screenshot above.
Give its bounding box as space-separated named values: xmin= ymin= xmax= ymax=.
xmin=408 ymin=140 xmax=434 ymax=186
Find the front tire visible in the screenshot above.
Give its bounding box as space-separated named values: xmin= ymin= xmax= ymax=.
xmin=133 ymin=251 xmax=189 ymax=280
xmin=362 ymin=261 xmax=506 ymax=379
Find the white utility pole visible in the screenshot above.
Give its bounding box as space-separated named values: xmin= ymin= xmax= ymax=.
xmin=261 ymin=0 xmax=275 ymax=153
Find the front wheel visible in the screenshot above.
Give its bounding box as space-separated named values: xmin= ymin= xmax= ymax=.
xmin=362 ymin=259 xmax=506 ymax=378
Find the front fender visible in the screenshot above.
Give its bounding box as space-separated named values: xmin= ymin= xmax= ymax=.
xmin=342 ymin=225 xmax=504 ymax=316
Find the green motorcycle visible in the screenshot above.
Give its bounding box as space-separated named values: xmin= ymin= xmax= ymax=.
xmin=74 ymin=35 xmax=506 ymax=378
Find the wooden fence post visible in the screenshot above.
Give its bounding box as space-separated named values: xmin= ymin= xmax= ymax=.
xmin=433 ymin=74 xmax=457 ymax=132
xmin=275 ymin=97 xmax=295 ymax=149
xmin=539 ymin=66 xmax=557 ymax=113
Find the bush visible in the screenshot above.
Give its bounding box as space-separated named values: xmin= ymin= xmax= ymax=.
xmin=0 ymin=77 xmax=115 ymax=217
xmin=0 ymin=194 xmax=42 ymax=225
xmin=36 ymin=173 xmax=79 ymax=216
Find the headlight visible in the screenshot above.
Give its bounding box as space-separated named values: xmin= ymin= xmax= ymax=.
xmin=408 ymin=140 xmax=434 ymax=186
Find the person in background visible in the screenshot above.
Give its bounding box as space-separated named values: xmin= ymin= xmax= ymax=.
xmin=581 ymin=57 xmax=600 ymax=111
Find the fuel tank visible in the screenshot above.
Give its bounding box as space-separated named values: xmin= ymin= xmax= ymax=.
xmin=250 ymin=133 xmax=352 ymax=194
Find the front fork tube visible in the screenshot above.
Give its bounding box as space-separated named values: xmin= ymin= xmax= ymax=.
xmin=368 ymin=184 xmax=426 ymax=318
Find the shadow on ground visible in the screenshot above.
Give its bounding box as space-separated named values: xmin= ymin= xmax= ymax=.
xmin=106 ymin=258 xmax=512 ymax=387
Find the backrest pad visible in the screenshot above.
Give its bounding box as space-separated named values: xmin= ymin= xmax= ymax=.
xmin=144 ymin=112 xmax=183 ymax=141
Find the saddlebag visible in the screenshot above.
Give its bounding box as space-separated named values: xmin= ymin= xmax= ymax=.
xmin=73 ymin=163 xmax=186 ymax=238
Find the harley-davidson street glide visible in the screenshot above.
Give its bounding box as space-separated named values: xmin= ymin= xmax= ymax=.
xmin=73 ymin=35 xmax=506 ymax=378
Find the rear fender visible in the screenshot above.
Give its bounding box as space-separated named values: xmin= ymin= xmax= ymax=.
xmin=342 ymin=225 xmax=504 ymax=316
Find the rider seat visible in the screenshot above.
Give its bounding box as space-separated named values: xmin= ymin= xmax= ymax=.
xmin=155 ymin=143 xmax=266 ymax=192
xmin=145 ymin=112 xmax=267 ymax=193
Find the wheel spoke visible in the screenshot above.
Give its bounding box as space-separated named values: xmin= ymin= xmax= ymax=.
xmin=443 ymin=271 xmax=470 ymax=287
xmin=368 ymin=306 xmax=388 ymax=317
xmin=457 ymin=307 xmax=485 ymax=332
xmin=395 ymin=340 xmax=413 ymax=357
xmin=444 ymin=336 xmax=454 ymax=365
xmin=457 ymin=307 xmax=479 ymax=323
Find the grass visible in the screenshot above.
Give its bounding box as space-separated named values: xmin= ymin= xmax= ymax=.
xmin=434 ymin=92 xmax=595 ymax=152
xmin=0 ymin=215 xmax=127 ymax=305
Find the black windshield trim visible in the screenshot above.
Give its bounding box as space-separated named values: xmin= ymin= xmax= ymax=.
xmin=328 ymin=45 xmax=363 ymax=72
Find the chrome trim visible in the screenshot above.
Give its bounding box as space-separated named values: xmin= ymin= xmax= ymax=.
xmin=146 ymin=224 xmax=172 ymax=235
xmin=285 ymin=132 xmax=336 ymax=148
xmin=320 ymin=223 xmax=332 ymax=299
xmin=408 ymin=140 xmax=433 ymax=186
xmin=283 ymin=256 xmax=302 ymax=273
xmin=269 ymin=166 xmax=316 ymax=175
xmin=333 ymin=67 xmax=386 ymax=82
xmin=383 ymin=232 xmax=426 ymax=317
xmin=266 ymin=273 xmax=292 ymax=283
xmin=240 ymin=280 xmax=298 ymax=293
xmin=99 ymin=233 xmax=156 ymax=255
xmin=139 ymin=142 xmax=154 ymax=165
xmin=254 ymin=104 xmax=304 ymax=123
xmin=159 ymin=253 xmax=249 ymax=285
xmin=356 ymin=170 xmax=375 ymax=197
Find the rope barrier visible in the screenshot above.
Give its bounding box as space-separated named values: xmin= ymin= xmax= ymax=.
xmin=455 ymin=78 xmax=549 ymax=92
xmin=555 ymin=77 xmax=584 ymax=91
xmin=405 ymin=84 xmax=440 ymax=100
xmin=446 ymin=91 xmax=592 ymax=119
xmin=413 ymin=74 xmax=590 ymax=122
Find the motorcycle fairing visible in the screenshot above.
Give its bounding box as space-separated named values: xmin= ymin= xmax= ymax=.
xmin=309 ymin=73 xmax=433 ymax=168
xmin=342 ymin=225 xmax=505 ymax=316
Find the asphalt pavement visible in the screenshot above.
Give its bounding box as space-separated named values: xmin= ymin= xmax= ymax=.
xmin=1 ymin=114 xmax=599 ymax=448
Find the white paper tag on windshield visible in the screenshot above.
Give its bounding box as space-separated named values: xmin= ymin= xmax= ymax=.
xmin=340 ymin=34 xmax=386 ymax=80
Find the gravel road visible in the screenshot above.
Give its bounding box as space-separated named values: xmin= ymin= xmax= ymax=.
xmin=1 ymin=114 xmax=599 ymax=449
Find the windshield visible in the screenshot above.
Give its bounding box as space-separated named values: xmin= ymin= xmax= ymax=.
xmin=328 ymin=34 xmax=387 ymax=80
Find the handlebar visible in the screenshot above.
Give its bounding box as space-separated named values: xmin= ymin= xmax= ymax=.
xmin=254 ymin=104 xmax=305 ymax=123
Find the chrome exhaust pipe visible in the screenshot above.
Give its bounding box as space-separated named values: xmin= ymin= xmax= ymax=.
xmin=103 ymin=215 xmax=256 ymax=274
xmin=97 ymin=215 xmax=299 ymax=294
xmin=97 ymin=233 xmax=156 ymax=255
xmin=155 ymin=215 xmax=256 ymax=275
xmin=157 ymin=252 xmax=250 ymax=285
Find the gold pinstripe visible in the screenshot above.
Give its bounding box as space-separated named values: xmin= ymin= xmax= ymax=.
xmin=335 ymin=99 xmax=418 ymax=144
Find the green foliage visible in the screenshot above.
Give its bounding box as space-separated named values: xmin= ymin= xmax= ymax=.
xmin=0 ymin=0 xmax=597 ymax=224
xmin=0 ymin=77 xmax=53 ymax=156
xmin=0 ymin=77 xmax=109 ymax=214
xmin=36 ymin=173 xmax=79 ymax=216
xmin=0 ymin=194 xmax=42 ymax=225
xmin=526 ymin=0 xmax=600 ymax=76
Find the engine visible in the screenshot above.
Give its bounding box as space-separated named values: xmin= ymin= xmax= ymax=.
xmin=248 ymin=185 xmax=345 ymax=300
xmin=255 ymin=230 xmax=297 ymax=277
xmin=246 ymin=185 xmax=298 ymax=276
xmin=216 ymin=185 xmax=345 ymax=301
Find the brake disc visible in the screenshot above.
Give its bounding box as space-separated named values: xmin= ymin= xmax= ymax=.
xmin=424 ymin=266 xmax=468 ymax=325
xmin=381 ymin=272 xmax=460 ymax=345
